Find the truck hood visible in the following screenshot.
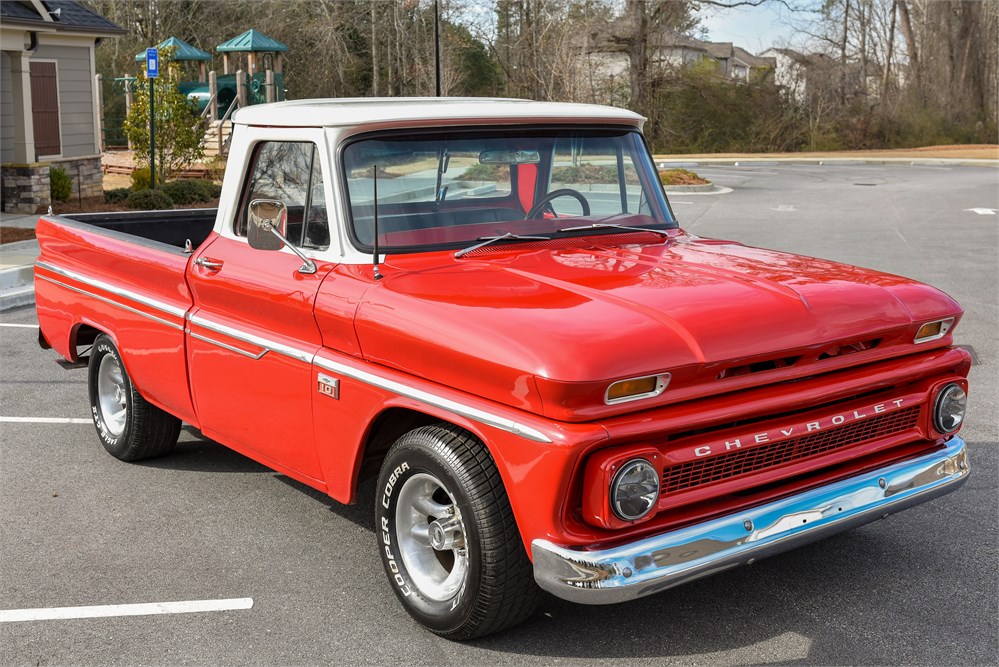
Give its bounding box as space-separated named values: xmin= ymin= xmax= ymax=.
xmin=352 ymin=233 xmax=962 ymax=419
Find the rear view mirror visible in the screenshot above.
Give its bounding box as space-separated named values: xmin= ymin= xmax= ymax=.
xmin=248 ymin=199 xmax=288 ymax=251
xmin=479 ymin=149 xmax=540 ymax=165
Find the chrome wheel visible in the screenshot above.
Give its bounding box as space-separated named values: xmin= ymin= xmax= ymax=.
xmin=395 ymin=472 xmax=469 ymax=602
xmin=96 ymin=353 xmax=127 ymax=437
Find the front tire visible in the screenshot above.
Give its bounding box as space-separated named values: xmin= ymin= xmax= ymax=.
xmin=88 ymin=334 xmax=181 ymax=461
xmin=376 ymin=424 xmax=539 ymax=639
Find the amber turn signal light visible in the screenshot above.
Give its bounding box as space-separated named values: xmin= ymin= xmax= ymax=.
xmin=914 ymin=318 xmax=954 ymax=344
xmin=605 ymin=374 xmax=669 ymax=404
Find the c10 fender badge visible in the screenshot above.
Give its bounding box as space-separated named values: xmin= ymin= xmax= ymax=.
xmin=317 ymin=373 xmax=340 ymax=399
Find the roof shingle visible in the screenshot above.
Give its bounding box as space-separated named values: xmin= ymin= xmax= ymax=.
xmin=0 ymin=0 xmax=125 ymax=35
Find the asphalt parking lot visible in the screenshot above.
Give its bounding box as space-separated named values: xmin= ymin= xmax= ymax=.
xmin=1 ymin=163 xmax=997 ymax=665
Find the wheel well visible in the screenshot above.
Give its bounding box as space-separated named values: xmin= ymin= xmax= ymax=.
xmin=358 ymin=408 xmax=440 ymax=482
xmin=72 ymin=324 xmax=101 ymax=360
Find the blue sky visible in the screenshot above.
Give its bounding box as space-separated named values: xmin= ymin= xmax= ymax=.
xmin=697 ymin=2 xmax=808 ymax=54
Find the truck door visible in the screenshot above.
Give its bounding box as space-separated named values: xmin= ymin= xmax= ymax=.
xmin=186 ymin=136 xmax=334 ymax=484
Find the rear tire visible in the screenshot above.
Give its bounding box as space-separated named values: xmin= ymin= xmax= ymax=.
xmin=88 ymin=334 xmax=181 ymax=461
xmin=376 ymin=424 xmax=540 ymax=640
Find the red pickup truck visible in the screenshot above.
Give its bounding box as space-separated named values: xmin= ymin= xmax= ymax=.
xmin=35 ymin=99 xmax=971 ymax=639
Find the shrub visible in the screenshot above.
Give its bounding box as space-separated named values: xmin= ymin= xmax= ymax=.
xmin=103 ymin=188 xmax=131 ymax=204
xmin=161 ymin=179 xmax=221 ymax=205
xmin=161 ymin=179 xmax=208 ymax=205
xmin=455 ymin=163 xmax=509 ymax=181
xmin=130 ymin=167 xmax=151 ymax=191
xmin=126 ymin=188 xmax=174 ymax=210
xmin=190 ymin=178 xmax=220 ymax=200
xmin=205 ymin=157 xmax=227 ymax=182
xmin=50 ymin=167 xmax=72 ymax=202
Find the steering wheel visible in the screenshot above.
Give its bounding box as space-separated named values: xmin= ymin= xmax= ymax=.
xmin=525 ymin=188 xmax=591 ymax=219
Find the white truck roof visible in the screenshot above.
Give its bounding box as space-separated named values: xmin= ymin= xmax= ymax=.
xmin=232 ymin=97 xmax=645 ymax=129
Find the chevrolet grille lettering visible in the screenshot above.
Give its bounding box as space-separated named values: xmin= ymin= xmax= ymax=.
xmin=690 ymin=398 xmax=906 ymax=459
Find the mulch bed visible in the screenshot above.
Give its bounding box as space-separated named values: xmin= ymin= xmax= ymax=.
xmin=1 ymin=227 xmax=37 ymax=244
xmin=660 ymin=168 xmax=710 ymax=186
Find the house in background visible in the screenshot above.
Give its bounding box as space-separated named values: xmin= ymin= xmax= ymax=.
xmin=732 ymin=47 xmax=777 ymax=83
xmin=759 ymin=48 xmax=839 ymax=103
xmin=584 ymin=25 xmax=775 ymax=106
xmin=1 ymin=0 xmax=123 ymax=213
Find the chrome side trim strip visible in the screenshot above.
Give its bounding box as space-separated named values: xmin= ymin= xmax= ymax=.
xmin=35 ymin=261 xmax=188 ymax=318
xmin=188 ymin=314 xmax=314 ymax=364
xmin=314 ymin=356 xmax=553 ymax=443
xmin=189 ymin=332 xmax=269 ymax=359
xmin=532 ymin=436 xmax=969 ymax=604
xmin=189 ymin=315 xmax=552 ymax=443
xmin=39 ymin=261 xmax=551 ymax=444
xmin=36 ymin=274 xmax=184 ymax=331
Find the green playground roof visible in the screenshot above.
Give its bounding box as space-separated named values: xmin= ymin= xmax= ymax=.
xmin=216 ymin=29 xmax=288 ymax=53
xmin=134 ymin=37 xmax=212 ymax=62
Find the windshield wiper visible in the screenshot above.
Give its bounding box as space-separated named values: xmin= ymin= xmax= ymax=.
xmin=454 ymin=233 xmax=551 ymax=258
xmin=557 ymin=223 xmax=671 ymax=238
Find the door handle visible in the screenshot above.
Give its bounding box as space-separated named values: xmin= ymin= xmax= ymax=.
xmin=194 ymin=257 xmax=224 ymax=271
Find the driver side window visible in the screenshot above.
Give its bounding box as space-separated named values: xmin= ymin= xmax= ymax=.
xmin=235 ymin=141 xmax=329 ymax=250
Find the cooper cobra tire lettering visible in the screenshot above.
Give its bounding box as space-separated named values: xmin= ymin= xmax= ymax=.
xmin=87 ymin=334 xmax=182 ymax=462
xmin=91 ymin=342 xmax=120 ymax=447
xmin=382 ymin=462 xmax=409 ymax=508
xmin=381 ymin=515 xmax=412 ymax=596
xmin=375 ymin=424 xmax=539 ymax=640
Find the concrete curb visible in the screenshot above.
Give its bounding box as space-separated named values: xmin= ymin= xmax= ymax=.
xmin=0 ymin=239 xmax=39 ymax=313
xmin=664 ymin=182 xmax=716 ymax=193
xmin=656 ymin=157 xmax=999 ymax=168
xmin=0 ymin=284 xmax=34 ymax=312
xmin=0 ymin=266 xmax=35 ymax=312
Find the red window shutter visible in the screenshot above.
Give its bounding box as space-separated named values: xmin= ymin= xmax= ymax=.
xmin=30 ymin=62 xmax=61 ymax=157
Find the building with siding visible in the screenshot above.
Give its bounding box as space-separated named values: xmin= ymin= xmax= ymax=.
xmin=1 ymin=0 xmax=124 ymax=213
xmin=583 ymin=25 xmax=775 ymax=106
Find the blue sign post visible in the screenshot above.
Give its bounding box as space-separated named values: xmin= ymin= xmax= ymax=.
xmin=145 ymin=48 xmax=158 ymax=188
xmin=145 ymin=48 xmax=159 ymax=79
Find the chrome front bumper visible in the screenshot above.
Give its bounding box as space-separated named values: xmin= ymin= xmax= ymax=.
xmin=533 ymin=437 xmax=969 ymax=604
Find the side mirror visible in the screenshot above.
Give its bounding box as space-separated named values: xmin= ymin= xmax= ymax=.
xmin=248 ymin=199 xmax=288 ymax=251
xmin=246 ymin=198 xmax=318 ymax=275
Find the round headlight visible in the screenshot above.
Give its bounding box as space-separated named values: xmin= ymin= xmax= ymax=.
xmin=610 ymin=458 xmax=660 ymax=521
xmin=933 ymin=383 xmax=967 ymax=434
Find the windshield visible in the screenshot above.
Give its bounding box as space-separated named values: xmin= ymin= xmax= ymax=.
xmin=342 ymin=128 xmax=676 ymax=253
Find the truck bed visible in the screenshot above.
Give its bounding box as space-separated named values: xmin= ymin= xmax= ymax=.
xmin=34 ymin=208 xmax=209 ymax=426
xmin=51 ymin=208 xmax=218 ymax=252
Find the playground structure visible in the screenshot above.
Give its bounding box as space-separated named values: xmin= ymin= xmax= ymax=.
xmin=117 ymin=30 xmax=288 ymax=157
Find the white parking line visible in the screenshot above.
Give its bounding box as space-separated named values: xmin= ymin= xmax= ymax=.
xmin=0 ymin=597 xmax=254 ymax=622
xmin=0 ymin=417 xmax=92 ymax=424
xmin=0 ymin=323 xmax=38 ymax=328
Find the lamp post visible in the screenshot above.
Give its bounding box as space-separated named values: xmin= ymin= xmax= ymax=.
xmin=434 ymin=0 xmax=441 ymax=97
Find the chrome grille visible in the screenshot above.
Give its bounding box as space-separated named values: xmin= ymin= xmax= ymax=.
xmin=662 ymin=405 xmax=922 ymax=494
